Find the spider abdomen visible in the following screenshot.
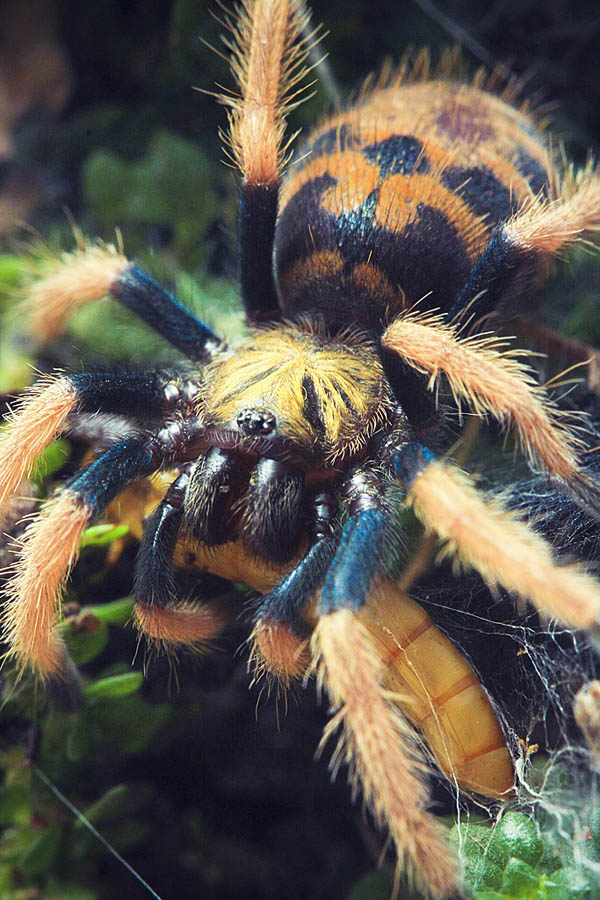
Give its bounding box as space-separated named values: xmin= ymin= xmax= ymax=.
xmin=274 ymin=80 xmax=553 ymax=329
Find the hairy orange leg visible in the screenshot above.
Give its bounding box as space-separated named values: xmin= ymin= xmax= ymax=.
xmin=404 ymin=454 xmax=600 ymax=636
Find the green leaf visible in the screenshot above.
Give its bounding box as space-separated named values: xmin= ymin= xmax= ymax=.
xmin=0 ymin=784 xmax=29 ymax=826
xmin=30 ymin=439 xmax=70 ymax=484
xmin=97 ymin=817 xmax=151 ymax=853
xmin=472 ymin=893 xmax=510 ymax=900
xmin=83 ymin=672 xmax=144 ymax=700
xmin=80 ymin=523 xmax=130 ymax=547
xmin=65 ymin=713 xmax=93 ymax=763
xmin=465 ymin=856 xmax=504 ymax=892
xmin=61 ymin=619 xmax=109 ymax=666
xmin=347 ymin=871 xmax=392 ymax=899
xmin=19 ymin=823 xmax=64 ymax=876
xmin=0 ymin=864 xmax=13 ymax=894
xmin=456 ymin=822 xmax=509 ymax=868
xmin=83 ymin=597 xmax=134 ymax=626
xmin=82 ymin=149 xmax=131 ymax=223
xmin=0 ymin=254 xmax=26 ymax=287
xmin=74 ymin=783 xmax=153 ymax=829
xmin=45 ymin=880 xmax=98 ymax=900
xmin=590 ymin=807 xmax=600 ymax=846
xmin=544 ymin=866 xmax=593 ymax=900
xmin=94 ymin=696 xmax=172 ymax=755
xmin=502 ymin=857 xmax=540 ymax=897
xmin=493 ymin=813 xmax=543 ymax=868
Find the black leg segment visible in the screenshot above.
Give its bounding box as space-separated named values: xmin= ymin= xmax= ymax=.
xmin=184 ymin=448 xmax=244 ymax=545
xmin=111 ymin=265 xmax=224 ymax=361
xmin=134 ymin=472 xmax=188 ymax=610
xmin=239 ymin=182 xmax=281 ymax=322
xmin=242 ymin=458 xmax=305 ymax=563
xmin=255 ymin=492 xmax=337 ymax=628
xmin=447 ymin=231 xmax=537 ymax=325
xmin=69 ymin=370 xmax=190 ymax=420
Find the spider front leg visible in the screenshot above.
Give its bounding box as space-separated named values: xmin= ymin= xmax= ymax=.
xmin=318 ymin=466 xmax=391 ymax=614
xmin=220 ymin=0 xmax=316 ymax=321
xmin=383 ymin=305 xmax=600 ymax=519
xmin=27 ymin=243 xmax=224 ymax=361
xmin=2 ymin=435 xmax=160 ymax=680
xmin=306 ymin=464 xmax=458 ymax=898
xmin=0 ymin=369 xmax=201 ymax=520
xmin=133 ymin=469 xmax=226 ymax=651
xmin=250 ymin=491 xmax=337 ymax=682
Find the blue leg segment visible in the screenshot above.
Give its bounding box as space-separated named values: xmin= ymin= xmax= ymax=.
xmin=318 ymin=508 xmax=388 ymax=615
xmin=316 ymin=447 xmax=438 ymax=616
xmin=111 ymin=265 xmax=224 ymax=361
xmin=134 ymin=472 xmax=187 ymax=610
xmin=255 ymin=492 xmax=336 ymax=630
xmin=390 ymin=441 xmax=435 ymax=488
xmin=257 ymin=538 xmax=337 ymax=624
xmin=66 ymin=436 xmax=157 ymax=517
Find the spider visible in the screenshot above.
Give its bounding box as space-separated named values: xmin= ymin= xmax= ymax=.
xmin=1 ymin=0 xmax=600 ymax=896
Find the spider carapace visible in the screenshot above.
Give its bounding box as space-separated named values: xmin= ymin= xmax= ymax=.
xmin=2 ymin=0 xmax=600 ymax=896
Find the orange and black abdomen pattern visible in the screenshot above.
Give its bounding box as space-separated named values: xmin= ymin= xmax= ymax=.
xmin=274 ymin=81 xmax=554 ymax=330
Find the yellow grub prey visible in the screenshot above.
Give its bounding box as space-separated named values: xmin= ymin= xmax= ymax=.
xmin=2 ymin=492 xmax=90 ymax=679
xmin=173 ymin=536 xmax=289 ymax=591
xmin=313 ymin=609 xmax=458 ymax=898
xmin=175 ymin=533 xmax=514 ymax=802
xmin=0 ymin=377 xmax=78 ymax=519
xmin=408 ymin=459 xmax=600 ymax=632
xmin=156 ymin=521 xmax=517 ymax=802
xmin=360 ymin=580 xmax=514 ymax=798
xmin=26 ymin=242 xmax=128 ymax=341
xmin=383 ymin=310 xmax=583 ymax=483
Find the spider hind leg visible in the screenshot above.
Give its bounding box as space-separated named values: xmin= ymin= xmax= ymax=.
xmin=393 ymin=441 xmax=600 ymax=638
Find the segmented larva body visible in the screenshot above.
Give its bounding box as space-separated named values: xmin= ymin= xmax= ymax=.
xmin=170 ymin=530 xmax=514 ymax=798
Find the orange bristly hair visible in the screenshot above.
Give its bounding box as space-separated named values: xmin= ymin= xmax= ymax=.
xmin=503 ymin=168 xmax=600 ymax=254
xmin=383 ymin=310 xmax=583 ymax=484
xmin=313 ymin=609 xmax=457 ymax=898
xmin=26 ymin=242 xmax=128 ymax=341
xmin=2 ymin=492 xmax=90 ymax=679
xmin=408 ymin=459 xmax=600 ymax=632
xmin=218 ymin=0 xmax=314 ymax=183
xmin=135 ymin=601 xmax=226 ymax=652
xmin=249 ymin=617 xmax=311 ymax=684
xmin=0 ymin=377 xmax=79 ymax=520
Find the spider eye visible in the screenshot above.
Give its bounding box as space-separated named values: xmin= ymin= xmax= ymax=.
xmin=236 ymin=407 xmax=277 ymax=436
